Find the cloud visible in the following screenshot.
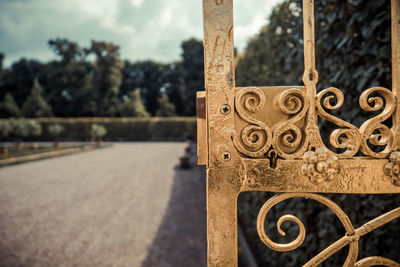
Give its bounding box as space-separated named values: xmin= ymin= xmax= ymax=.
xmin=131 ymin=0 xmax=143 ymax=7
xmin=0 ymin=0 xmax=281 ymax=67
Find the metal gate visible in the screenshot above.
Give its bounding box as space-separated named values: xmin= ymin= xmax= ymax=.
xmin=197 ymin=0 xmax=400 ymax=266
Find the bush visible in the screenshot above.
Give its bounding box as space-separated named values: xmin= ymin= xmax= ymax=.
xmin=27 ymin=120 xmax=42 ymax=137
xmin=90 ymin=124 xmax=107 ymax=141
xmin=10 ymin=119 xmax=30 ymax=140
xmin=0 ymin=120 xmax=11 ymax=139
xmin=9 ymin=119 xmax=42 ymax=140
xmin=0 ymin=117 xmax=196 ymax=141
xmin=47 ymin=123 xmax=64 ymax=137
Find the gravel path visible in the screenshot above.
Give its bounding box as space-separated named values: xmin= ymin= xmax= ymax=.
xmin=0 ymin=142 xmax=206 ymax=267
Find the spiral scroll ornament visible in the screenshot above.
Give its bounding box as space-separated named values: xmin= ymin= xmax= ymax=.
xmin=272 ymin=88 xmax=310 ymax=159
xmin=359 ymin=87 xmax=396 ymax=158
xmin=316 ymin=88 xmax=361 ymax=158
xmin=233 ymin=87 xmax=272 ymax=157
xmin=257 ymin=193 xmax=400 ymax=267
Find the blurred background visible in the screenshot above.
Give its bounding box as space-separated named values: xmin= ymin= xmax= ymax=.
xmin=0 ymin=0 xmax=399 ymax=266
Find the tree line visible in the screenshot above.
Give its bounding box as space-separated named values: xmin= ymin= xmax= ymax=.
xmin=0 ymin=38 xmax=204 ymax=118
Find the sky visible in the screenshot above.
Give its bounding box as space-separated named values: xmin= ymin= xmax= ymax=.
xmin=0 ymin=0 xmax=281 ymax=67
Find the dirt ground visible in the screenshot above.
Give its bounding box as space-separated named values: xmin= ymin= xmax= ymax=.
xmin=0 ymin=142 xmax=206 ymax=267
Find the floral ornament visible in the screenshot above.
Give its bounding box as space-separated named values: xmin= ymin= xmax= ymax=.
xmin=384 ymin=151 xmax=400 ymax=186
xmin=301 ymin=147 xmax=339 ymax=184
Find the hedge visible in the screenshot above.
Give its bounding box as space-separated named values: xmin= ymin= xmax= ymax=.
xmin=1 ymin=117 xmax=196 ymax=141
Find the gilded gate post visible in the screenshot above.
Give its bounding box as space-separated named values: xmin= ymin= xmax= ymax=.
xmin=202 ymin=0 xmax=241 ymax=266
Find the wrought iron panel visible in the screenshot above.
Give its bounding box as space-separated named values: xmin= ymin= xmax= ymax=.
xmin=198 ymin=0 xmax=400 ymax=266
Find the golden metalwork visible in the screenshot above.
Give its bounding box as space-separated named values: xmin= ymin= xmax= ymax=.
xmin=257 ymin=193 xmax=400 ymax=266
xmin=199 ymin=0 xmax=400 ymax=266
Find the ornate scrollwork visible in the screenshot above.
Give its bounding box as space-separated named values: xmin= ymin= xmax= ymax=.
xmin=257 ymin=193 xmax=400 ymax=267
xmin=233 ymin=85 xmax=400 ymax=163
xmin=354 ymin=257 xmax=400 ymax=267
xmin=273 ymin=88 xmax=310 ymax=159
xmin=359 ymin=87 xmax=396 ymax=158
xmin=233 ymin=87 xmax=272 ymax=157
xmin=316 ymin=87 xmax=361 ymax=158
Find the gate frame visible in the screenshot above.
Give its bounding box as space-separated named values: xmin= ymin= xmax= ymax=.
xmin=198 ymin=0 xmax=400 ymax=266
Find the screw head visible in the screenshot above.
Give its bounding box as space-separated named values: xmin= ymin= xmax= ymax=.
xmin=222 ymin=152 xmax=231 ymax=161
xmin=220 ymin=104 xmax=231 ymax=115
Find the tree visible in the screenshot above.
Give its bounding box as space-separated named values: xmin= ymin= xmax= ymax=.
xmin=0 ymin=53 xmax=4 ymax=90
xmin=121 ymin=89 xmax=149 ymax=117
xmin=0 ymin=93 xmax=21 ymax=118
xmin=120 ymin=60 xmax=165 ymax=116
xmin=47 ymin=38 xmax=94 ymax=117
xmin=155 ymin=95 xmax=176 ymax=117
xmin=1 ymin=59 xmax=47 ymax=106
xmin=48 ymin=38 xmax=81 ymax=64
xmin=88 ymin=41 xmax=123 ymax=117
xmin=74 ymin=74 xmax=97 ymax=116
xmin=0 ymin=53 xmax=3 ymax=71
xmin=21 ymin=78 xmax=53 ymax=117
xmin=181 ymin=38 xmax=204 ymax=116
xmin=162 ymin=62 xmax=185 ymax=115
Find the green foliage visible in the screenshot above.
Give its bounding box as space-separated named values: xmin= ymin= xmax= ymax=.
xmin=120 ymin=60 xmax=165 ymax=116
xmin=162 ymin=62 xmax=185 ymax=115
xmin=47 ymin=123 xmax=64 ymax=137
xmin=9 ymin=119 xmax=42 ymax=139
xmin=1 ymin=117 xmax=195 ymax=141
xmin=0 ymin=52 xmax=3 ymax=71
xmin=48 ymin=38 xmax=81 ymax=64
xmin=156 ymin=95 xmax=176 ymax=117
xmin=46 ymin=38 xmax=93 ymax=117
xmin=0 ymin=120 xmax=11 ymax=138
xmin=10 ymin=119 xmax=29 ymax=139
xmin=88 ymin=41 xmax=123 ymax=117
xmin=1 ymin=59 xmax=47 ymax=107
xmin=21 ymin=78 xmax=53 ymax=117
xmin=0 ymin=93 xmax=21 ymax=118
xmin=27 ymin=119 xmax=42 ymax=137
xmin=121 ymin=89 xmax=149 ymax=117
xmin=0 ymin=53 xmax=4 ymax=88
xmin=0 ymin=37 xmax=204 ymax=118
xmin=181 ymin=38 xmax=204 ymax=116
xmin=90 ymin=124 xmax=107 ymax=141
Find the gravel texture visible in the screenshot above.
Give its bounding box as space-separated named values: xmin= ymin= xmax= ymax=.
xmin=0 ymin=142 xmax=206 ymax=267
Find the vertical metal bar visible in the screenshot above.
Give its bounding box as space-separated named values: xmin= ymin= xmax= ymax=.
xmin=392 ymin=0 xmax=400 ymax=127
xmin=202 ymin=1 xmax=240 ymax=266
xmin=302 ymin=0 xmax=317 ymax=84
xmin=202 ymin=0 xmax=237 ymax=167
xmin=302 ymin=0 xmax=322 ymax=148
xmin=302 ymin=0 xmax=318 ymax=102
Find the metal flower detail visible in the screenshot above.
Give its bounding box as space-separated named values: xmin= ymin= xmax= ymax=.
xmin=384 ymin=151 xmax=400 ymax=186
xmin=301 ymin=147 xmax=339 ymax=184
